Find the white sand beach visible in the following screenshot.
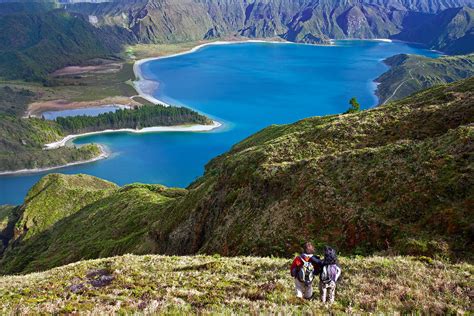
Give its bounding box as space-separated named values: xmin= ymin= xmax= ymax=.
xmin=44 ymin=121 xmax=222 ymax=149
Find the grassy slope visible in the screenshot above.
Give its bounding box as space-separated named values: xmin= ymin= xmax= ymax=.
xmin=0 ymin=85 xmax=103 ymax=171
xmin=0 ymin=178 xmax=186 ymax=274
xmin=0 ymin=205 xmax=17 ymax=253
xmin=155 ymin=77 xmax=473 ymax=259
xmin=0 ymin=113 xmax=103 ymax=172
xmin=0 ymin=78 xmax=472 ymax=276
xmin=0 ymin=254 xmax=471 ymax=313
xmin=15 ymin=174 xmax=118 ymax=241
xmin=375 ymin=53 xmax=474 ymax=104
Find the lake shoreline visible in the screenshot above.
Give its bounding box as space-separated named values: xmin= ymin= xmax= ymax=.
xmin=132 ymin=39 xmax=303 ymax=107
xmin=44 ymin=120 xmax=223 ymax=149
xmin=0 ymin=121 xmax=222 ymax=176
xmin=0 ymin=145 xmax=109 ymax=176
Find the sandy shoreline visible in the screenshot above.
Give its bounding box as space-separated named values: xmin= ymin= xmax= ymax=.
xmin=44 ymin=121 xmax=222 ymax=149
xmin=132 ymin=39 xmax=300 ymax=107
xmin=26 ymin=97 xmax=139 ymax=118
xmin=0 ymin=145 xmax=109 ymax=176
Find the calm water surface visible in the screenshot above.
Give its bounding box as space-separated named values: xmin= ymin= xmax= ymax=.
xmin=42 ymin=106 xmax=122 ymax=120
xmin=0 ymin=41 xmax=439 ymax=204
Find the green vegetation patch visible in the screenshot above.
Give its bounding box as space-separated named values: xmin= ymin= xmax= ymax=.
xmin=56 ymin=104 xmax=213 ymax=134
xmin=0 ymin=176 xmax=185 ymax=274
xmin=0 ymin=254 xmax=471 ymax=313
xmin=0 ymin=9 xmax=124 ymax=82
xmin=376 ymin=53 xmax=474 ymax=104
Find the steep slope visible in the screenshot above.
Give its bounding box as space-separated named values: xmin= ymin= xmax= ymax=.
xmin=66 ymin=0 xmax=474 ymax=52
xmin=375 ymin=54 xmax=474 ymax=103
xmin=0 ymin=114 xmax=103 ymax=172
xmin=155 ymin=78 xmax=473 ymax=260
xmin=0 ymin=254 xmax=471 ymax=313
xmin=13 ymin=174 xmax=118 ymax=241
xmin=1 ymin=78 xmax=472 ymax=275
xmin=0 ymin=205 xmax=18 ymax=254
xmin=0 ymin=180 xmax=185 ymax=274
xmin=393 ymin=7 xmax=474 ymax=55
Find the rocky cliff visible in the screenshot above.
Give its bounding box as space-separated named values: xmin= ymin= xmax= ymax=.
xmin=66 ymin=0 xmax=474 ymax=52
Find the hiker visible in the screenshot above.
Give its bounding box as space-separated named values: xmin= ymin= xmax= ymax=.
xmin=290 ymin=242 xmax=322 ymax=299
xmin=319 ymin=246 xmax=342 ymax=304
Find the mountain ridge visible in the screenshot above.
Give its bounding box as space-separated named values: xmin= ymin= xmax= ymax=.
xmin=65 ymin=0 xmax=474 ymax=53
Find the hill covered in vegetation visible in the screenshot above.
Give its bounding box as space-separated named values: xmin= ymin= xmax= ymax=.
xmin=375 ymin=54 xmax=474 ymax=103
xmin=0 ymin=254 xmax=471 ymax=314
xmin=1 ymin=77 xmax=472 ymax=275
xmin=0 ymin=5 xmax=128 ymax=82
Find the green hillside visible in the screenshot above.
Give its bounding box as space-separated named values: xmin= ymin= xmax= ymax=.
xmin=0 ymin=176 xmax=186 ymax=274
xmin=0 ymin=113 xmax=103 ymax=172
xmin=0 ymin=8 xmax=125 ymax=82
xmin=1 ymin=78 xmax=472 ymax=275
xmin=0 ymin=254 xmax=471 ymax=313
xmin=375 ymin=54 xmax=474 ymax=104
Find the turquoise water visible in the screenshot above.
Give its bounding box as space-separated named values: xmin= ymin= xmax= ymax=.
xmin=42 ymin=106 xmax=122 ymax=120
xmin=0 ymin=41 xmax=439 ymax=205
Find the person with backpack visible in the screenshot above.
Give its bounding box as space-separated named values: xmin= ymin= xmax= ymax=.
xmin=319 ymin=246 xmax=342 ymax=304
xmin=290 ymin=242 xmax=322 ymax=299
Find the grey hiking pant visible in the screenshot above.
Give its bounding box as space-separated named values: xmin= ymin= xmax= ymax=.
xmin=319 ymin=280 xmax=336 ymax=304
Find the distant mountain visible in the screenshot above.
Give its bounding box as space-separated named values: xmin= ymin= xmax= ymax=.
xmin=1 ymin=77 xmax=472 ymax=274
xmin=393 ymin=7 xmax=474 ymax=55
xmin=1 ymin=0 xmax=473 ymax=82
xmin=376 ymin=53 xmax=474 ymax=103
xmin=65 ymin=0 xmax=474 ymax=53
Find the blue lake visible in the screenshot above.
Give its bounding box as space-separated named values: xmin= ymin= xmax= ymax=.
xmin=0 ymin=40 xmax=440 ymax=205
xmin=42 ymin=106 xmax=122 ymax=120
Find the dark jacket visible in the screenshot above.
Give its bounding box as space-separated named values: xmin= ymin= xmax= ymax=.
xmin=290 ymin=253 xmax=322 ymax=277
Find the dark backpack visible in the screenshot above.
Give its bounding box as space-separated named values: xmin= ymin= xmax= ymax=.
xmin=320 ymin=264 xmax=340 ymax=283
xmin=324 ymin=246 xmax=337 ymax=264
xmin=297 ymin=256 xmax=315 ymax=286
